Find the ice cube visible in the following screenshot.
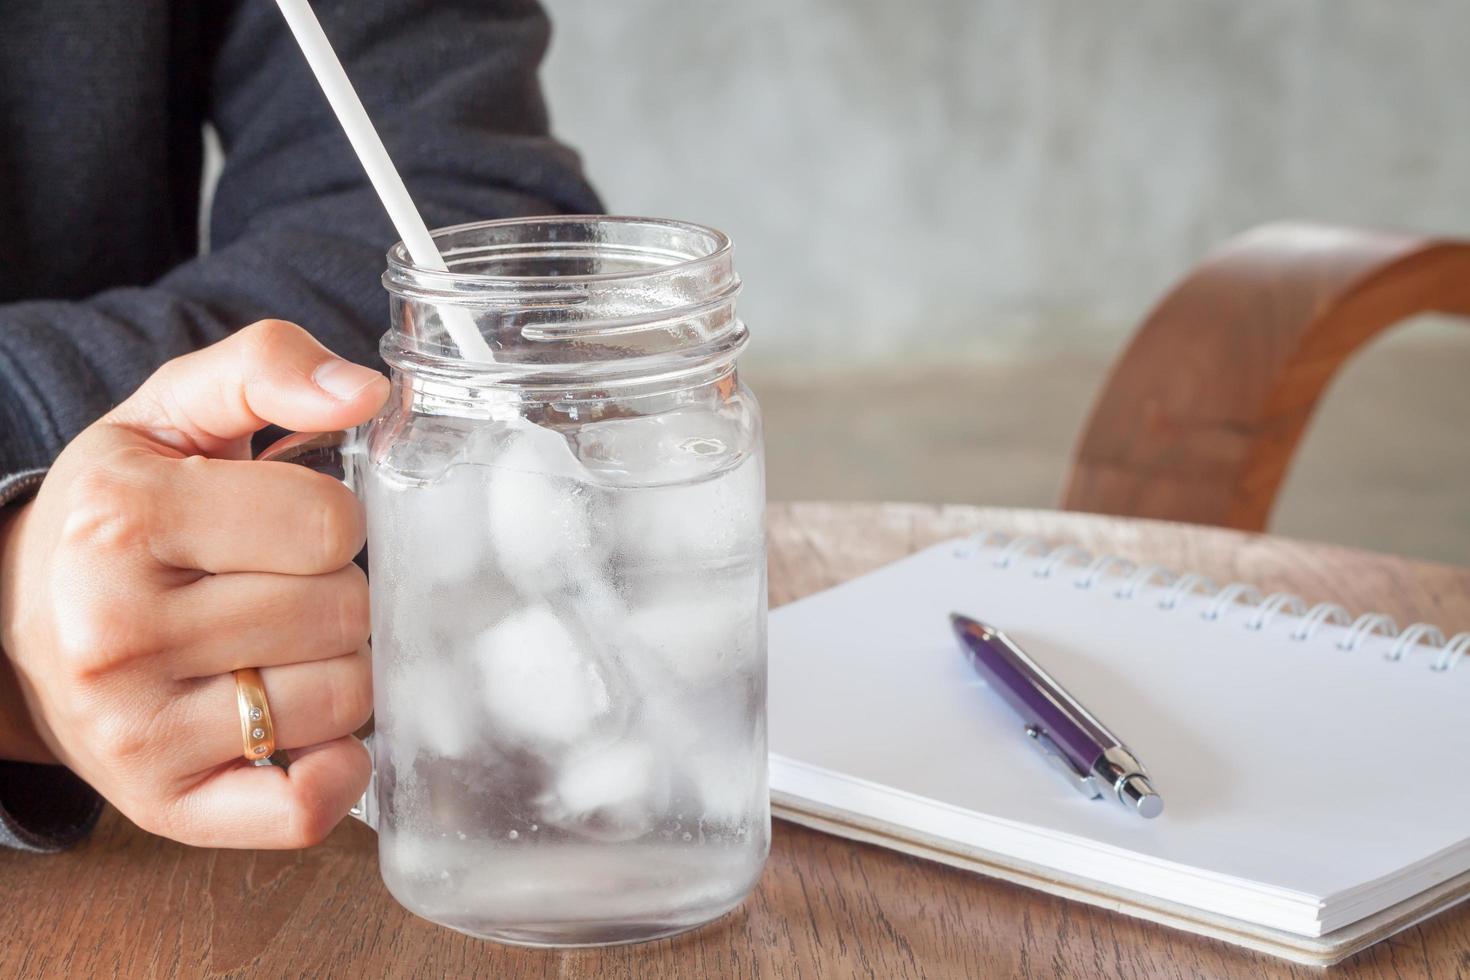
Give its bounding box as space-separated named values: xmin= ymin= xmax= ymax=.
xmin=685 ymin=748 xmax=763 ymax=829
xmin=380 ymin=648 xmax=479 ymax=761
xmin=559 ymin=579 xmax=634 ymax=649
xmin=479 ymin=605 xmax=613 ymax=746
xmin=539 ymin=739 xmax=670 ymax=843
xmin=570 ymin=407 xmax=744 ymax=486
xmin=371 ymin=460 xmax=490 ymax=586
xmin=381 ymin=829 xmax=441 ymax=882
xmin=621 ymin=572 xmax=763 ymax=687
xmin=485 ymin=423 xmax=609 ymax=591
xmin=416 ymin=662 xmax=479 ymax=760
xmin=614 ymin=456 xmax=763 ymax=569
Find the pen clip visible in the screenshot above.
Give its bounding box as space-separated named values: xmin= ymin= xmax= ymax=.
xmin=1024 ymin=724 xmax=1104 ymax=800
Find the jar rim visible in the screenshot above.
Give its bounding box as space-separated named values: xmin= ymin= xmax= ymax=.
xmin=383 ymin=214 xmax=733 ymax=291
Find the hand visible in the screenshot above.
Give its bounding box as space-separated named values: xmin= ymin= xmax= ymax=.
xmin=0 ymin=320 xmax=389 ymax=848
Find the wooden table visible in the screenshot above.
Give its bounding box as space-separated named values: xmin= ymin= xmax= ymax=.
xmin=2 ymin=502 xmax=1466 ymax=978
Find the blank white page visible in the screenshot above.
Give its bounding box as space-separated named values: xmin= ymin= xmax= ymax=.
xmin=768 ymin=539 xmax=1470 ymax=935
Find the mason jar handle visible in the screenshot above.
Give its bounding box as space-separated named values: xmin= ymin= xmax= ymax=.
xmin=257 ymin=428 xmax=377 ymax=831
xmin=257 ymin=429 xmax=356 ymax=479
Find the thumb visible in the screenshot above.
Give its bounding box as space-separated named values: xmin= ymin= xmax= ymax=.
xmin=110 ymin=320 xmax=389 ymax=456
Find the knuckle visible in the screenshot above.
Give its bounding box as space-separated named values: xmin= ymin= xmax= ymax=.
xmin=333 ymin=567 xmax=372 ymax=653
xmin=122 ymin=798 xmax=168 ymax=838
xmin=173 ymin=452 xmax=216 ymax=484
xmin=53 ymin=619 xmax=107 ymax=676
xmin=61 ymin=466 xmax=147 ymax=554
xmin=119 ymin=804 xmax=162 ymax=839
xmin=54 ymin=595 xmax=151 ymax=676
xmin=129 ymin=794 xmax=191 ymax=843
xmin=285 ymin=791 xmax=341 ymax=848
xmin=239 ymin=319 xmax=305 ymax=363
xmin=314 ymin=484 xmax=365 ymax=570
xmin=82 ymin=701 xmax=155 ymax=764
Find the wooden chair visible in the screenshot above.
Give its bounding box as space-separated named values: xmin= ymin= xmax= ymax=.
xmin=1060 ymin=223 xmax=1470 ymax=531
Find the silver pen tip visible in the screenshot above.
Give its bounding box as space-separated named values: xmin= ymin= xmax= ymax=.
xmin=1119 ymin=774 xmax=1164 ymax=819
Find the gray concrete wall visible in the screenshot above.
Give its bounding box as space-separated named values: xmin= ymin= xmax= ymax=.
xmin=540 ymin=0 xmax=1470 ymax=366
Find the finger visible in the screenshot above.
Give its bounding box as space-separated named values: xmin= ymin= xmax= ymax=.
xmin=144 ymin=455 xmax=365 ymax=574
xmin=165 ymin=737 xmax=371 ymax=849
xmin=172 ymin=647 xmax=372 ymax=775
xmin=108 ymin=319 xmax=389 ymax=458
xmin=164 ymin=566 xmax=370 ymax=678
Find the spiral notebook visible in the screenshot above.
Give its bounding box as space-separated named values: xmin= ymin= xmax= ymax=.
xmin=767 ymin=533 xmax=1470 ymax=966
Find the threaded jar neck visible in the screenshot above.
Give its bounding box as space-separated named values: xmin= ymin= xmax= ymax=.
xmin=381 ymin=216 xmax=746 ymax=395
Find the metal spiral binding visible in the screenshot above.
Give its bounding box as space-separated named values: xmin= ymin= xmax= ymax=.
xmin=1032 ymin=545 xmax=1089 ymax=579
xmin=957 ymin=531 xmax=1465 ymax=673
xmin=1433 ymin=633 xmax=1470 ymax=672
xmin=1115 ymin=564 xmax=1176 ymax=599
xmin=1339 ymin=613 xmax=1398 ymax=652
xmin=1203 ymin=583 xmax=1264 ymax=622
xmin=1291 ymin=602 xmax=1350 ymax=640
xmin=1075 ymin=555 xmax=1136 ymax=590
xmin=1247 ymin=593 xmax=1307 ymax=632
xmin=1388 ymin=623 xmax=1444 ymax=662
xmin=993 ymin=536 xmax=1049 ymax=569
xmin=1159 ymin=573 xmax=1217 ymax=611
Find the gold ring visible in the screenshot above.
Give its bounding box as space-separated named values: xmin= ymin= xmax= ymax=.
xmin=233 ymin=667 xmax=277 ymax=761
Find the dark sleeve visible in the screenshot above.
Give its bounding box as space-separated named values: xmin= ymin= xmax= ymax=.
xmin=0 ymin=762 xmax=103 ymax=853
xmin=0 ymin=0 xmax=601 ymax=477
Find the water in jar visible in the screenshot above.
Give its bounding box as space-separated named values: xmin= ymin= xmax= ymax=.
xmin=363 ymin=397 xmax=769 ymax=946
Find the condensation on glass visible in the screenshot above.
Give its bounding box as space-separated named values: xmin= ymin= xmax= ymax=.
xmin=358 ymin=217 xmax=768 ymax=946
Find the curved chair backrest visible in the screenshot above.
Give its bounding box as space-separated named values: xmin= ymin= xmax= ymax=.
xmin=1061 ymin=223 xmax=1470 ymax=531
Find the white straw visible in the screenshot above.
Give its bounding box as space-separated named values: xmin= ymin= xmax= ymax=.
xmin=274 ymin=0 xmax=494 ymax=361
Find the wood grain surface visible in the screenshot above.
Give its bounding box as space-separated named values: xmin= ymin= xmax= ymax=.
xmin=2 ymin=502 xmax=1466 ymax=979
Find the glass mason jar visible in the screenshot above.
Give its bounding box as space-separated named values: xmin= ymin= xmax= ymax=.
xmin=332 ymin=217 xmax=766 ymax=945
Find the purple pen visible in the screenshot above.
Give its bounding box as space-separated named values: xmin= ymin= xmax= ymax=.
xmin=950 ymin=613 xmax=1163 ymax=819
